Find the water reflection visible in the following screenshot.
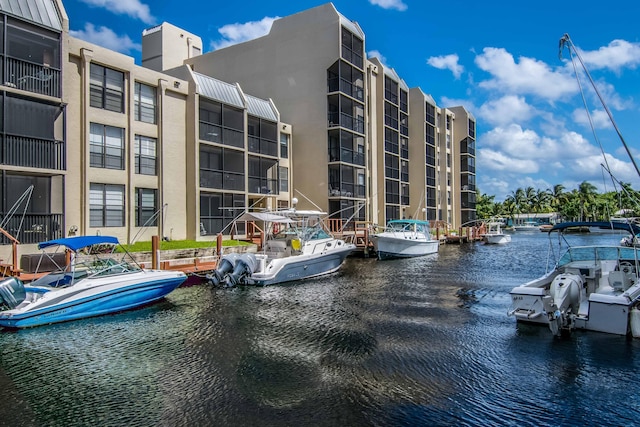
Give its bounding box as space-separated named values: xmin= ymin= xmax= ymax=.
xmin=1 ymin=232 xmax=640 ymax=426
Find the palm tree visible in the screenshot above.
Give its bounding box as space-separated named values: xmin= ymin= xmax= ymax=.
xmin=577 ymin=181 xmax=598 ymax=221
xmin=547 ymin=184 xmax=566 ymax=214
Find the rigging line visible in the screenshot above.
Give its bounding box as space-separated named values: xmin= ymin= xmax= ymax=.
xmin=294 ymin=189 xmax=323 ymax=211
xmin=0 ymin=185 xmax=34 ymax=230
xmin=601 ymin=163 xmax=640 ymax=210
xmin=560 ymin=33 xmax=640 ymax=179
xmin=565 ymin=37 xmax=618 ymax=197
xmin=130 ymin=203 xmax=168 ymax=244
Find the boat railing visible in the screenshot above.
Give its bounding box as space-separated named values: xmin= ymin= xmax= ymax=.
xmin=558 ymin=246 xmax=640 ymax=269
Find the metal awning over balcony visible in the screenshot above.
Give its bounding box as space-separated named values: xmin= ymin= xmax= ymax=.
xmin=0 ymin=0 xmax=62 ymax=31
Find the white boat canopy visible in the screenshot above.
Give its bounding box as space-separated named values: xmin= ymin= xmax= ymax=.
xmin=235 ymin=212 xmax=295 ymax=223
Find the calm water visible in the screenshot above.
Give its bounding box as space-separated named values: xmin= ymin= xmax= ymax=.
xmin=2 ymin=231 xmax=640 ymax=427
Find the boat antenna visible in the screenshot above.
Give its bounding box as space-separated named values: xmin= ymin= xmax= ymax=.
xmin=559 ymin=33 xmax=640 ymax=179
xmin=294 ymin=189 xmax=323 ymax=211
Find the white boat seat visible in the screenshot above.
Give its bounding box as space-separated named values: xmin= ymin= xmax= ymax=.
xmin=608 ymin=271 xmax=632 ymax=291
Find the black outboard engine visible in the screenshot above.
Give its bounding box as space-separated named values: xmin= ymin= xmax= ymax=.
xmin=225 ymin=253 xmax=258 ymax=287
xmin=207 ymin=254 xmax=239 ymax=286
xmin=0 ymin=277 xmax=26 ymax=310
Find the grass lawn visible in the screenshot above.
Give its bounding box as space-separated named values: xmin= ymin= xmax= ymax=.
xmin=120 ymin=239 xmax=251 ymax=252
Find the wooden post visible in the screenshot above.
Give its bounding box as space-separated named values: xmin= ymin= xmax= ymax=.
xmin=216 ymin=233 xmax=223 ymax=257
xmin=152 ymin=235 xmax=159 ymax=270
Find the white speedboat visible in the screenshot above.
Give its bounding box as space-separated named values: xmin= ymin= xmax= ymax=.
xmin=0 ymin=236 xmax=187 ymax=329
xmin=513 ymin=220 xmax=538 ymax=231
xmin=208 ymin=209 xmax=355 ymax=286
xmin=481 ymin=222 xmax=511 ymax=244
xmin=369 ymin=219 xmax=439 ymax=260
xmin=508 ymin=222 xmax=640 ymax=337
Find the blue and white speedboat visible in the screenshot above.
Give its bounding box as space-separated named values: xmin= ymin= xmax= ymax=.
xmin=0 ymin=236 xmax=187 ymax=329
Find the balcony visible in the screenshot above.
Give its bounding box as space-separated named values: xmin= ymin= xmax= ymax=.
xmin=0 ymin=213 xmax=63 ymax=245
xmin=5 ymin=57 xmax=61 ymax=98
xmin=2 ymin=135 xmax=65 ymax=170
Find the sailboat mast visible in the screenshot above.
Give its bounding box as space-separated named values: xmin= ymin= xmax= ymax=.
xmin=559 ymin=33 xmax=640 ymax=179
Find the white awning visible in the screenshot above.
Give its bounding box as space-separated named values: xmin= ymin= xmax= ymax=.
xmin=235 ymin=212 xmax=294 ymax=223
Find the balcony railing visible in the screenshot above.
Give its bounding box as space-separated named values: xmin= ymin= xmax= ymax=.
xmin=2 ymin=135 xmax=65 ymax=170
xmin=0 ymin=213 xmax=63 ymax=245
xmin=5 ymin=57 xmax=61 ymax=98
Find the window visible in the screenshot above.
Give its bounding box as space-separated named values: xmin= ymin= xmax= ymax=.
xmin=90 ymin=123 xmax=125 ymax=170
xmin=90 ymin=183 xmax=124 ymax=227
xmin=134 ymin=135 xmax=157 ymax=175
xmin=341 ymin=28 xmax=363 ymax=69
xmin=134 ymin=82 xmax=156 ymax=123
xmin=135 ymin=188 xmax=157 ymax=226
xmin=200 ymin=192 xmax=245 ymax=236
xmin=199 ymin=145 xmax=244 ymax=191
xmin=248 ymin=116 xmax=278 ymax=156
xmin=248 ymin=155 xmax=278 ymax=194
xmin=280 ymin=133 xmax=289 ymax=158
xmin=199 ymin=99 xmax=244 ymax=148
xmin=90 ymin=64 xmax=124 ymax=113
xmin=279 ymin=166 xmax=288 ymax=192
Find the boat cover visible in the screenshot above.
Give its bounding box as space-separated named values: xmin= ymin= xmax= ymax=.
xmin=549 ymin=221 xmax=640 ymax=235
xmin=235 ymin=212 xmax=295 ymax=223
xmin=38 ymin=236 xmax=120 ymax=251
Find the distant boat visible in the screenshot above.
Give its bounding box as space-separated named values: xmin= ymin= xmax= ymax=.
xmin=481 ymin=222 xmax=511 ymax=244
xmin=539 ymin=224 xmax=553 ymax=232
xmin=513 ymin=221 xmax=538 ymax=231
xmin=208 ymin=209 xmax=355 ymax=286
xmin=0 ymin=236 xmax=187 ymax=329
xmin=369 ymin=219 xmax=439 ymax=260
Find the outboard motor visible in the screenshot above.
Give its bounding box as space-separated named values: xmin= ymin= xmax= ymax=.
xmin=0 ymin=277 xmax=26 ymax=310
xmin=546 ymin=273 xmax=583 ymax=336
xmin=207 ymin=253 xmax=239 ymax=287
xmin=225 ymin=253 xmax=258 ymax=287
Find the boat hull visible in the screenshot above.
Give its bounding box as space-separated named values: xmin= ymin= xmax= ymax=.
xmin=0 ymin=271 xmax=186 ymax=329
xmin=248 ymin=246 xmax=354 ymax=286
xmin=483 ymin=234 xmax=511 ymax=244
xmin=371 ymin=234 xmax=439 ymax=260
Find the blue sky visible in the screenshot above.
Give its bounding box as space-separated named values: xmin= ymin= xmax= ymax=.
xmin=62 ymin=0 xmax=640 ymax=201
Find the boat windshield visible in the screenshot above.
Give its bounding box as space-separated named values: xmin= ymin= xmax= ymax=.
xmin=387 ymin=221 xmax=428 ymax=233
xmin=557 ymin=246 xmax=639 ymax=266
xmin=299 ymin=225 xmax=331 ymax=241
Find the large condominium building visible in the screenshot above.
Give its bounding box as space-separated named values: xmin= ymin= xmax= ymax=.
xmin=176 ymin=2 xmax=475 ymax=228
xmin=178 ymin=4 xmax=370 ymax=226
xmin=0 ymin=0 xmax=292 ymax=259
xmin=0 ymin=1 xmax=67 ymax=250
xmin=0 ymin=0 xmax=475 ymax=260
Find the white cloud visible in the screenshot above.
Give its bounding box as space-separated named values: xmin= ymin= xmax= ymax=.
xmin=571 ymin=108 xmax=613 ymax=130
xmin=427 ymin=54 xmax=463 ymax=79
xmin=368 ymin=0 xmax=408 ymax=11
xmin=578 ymin=39 xmax=640 ymax=73
xmin=477 ymin=148 xmax=539 ymax=174
xmin=569 ymin=153 xmax=640 ymax=187
xmin=211 ymin=17 xmax=279 ymax=50
xmin=79 ymin=0 xmax=154 ymax=25
xmin=475 ymin=47 xmax=576 ymax=101
xmin=477 ymin=95 xmax=536 ymax=127
xmin=368 ymin=50 xmax=389 ymax=67
xmin=70 ymin=23 xmax=141 ymax=53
